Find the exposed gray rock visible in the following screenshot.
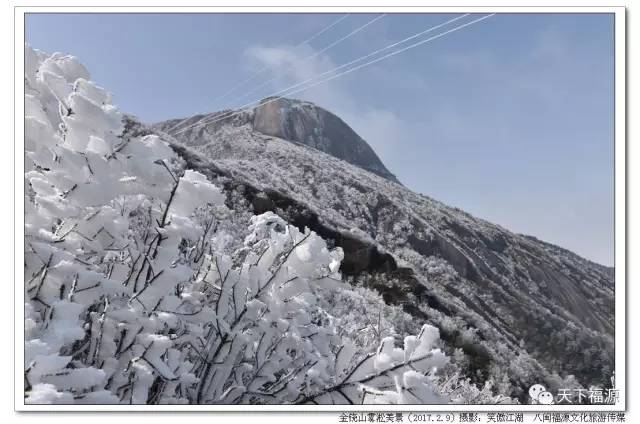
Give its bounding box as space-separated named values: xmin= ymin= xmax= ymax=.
xmin=154 ymin=97 xmax=399 ymax=183
xmin=252 ymin=97 xmax=399 ymax=182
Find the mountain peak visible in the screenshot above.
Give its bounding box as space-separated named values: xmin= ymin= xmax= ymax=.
xmin=253 ymin=97 xmax=399 ymax=183
xmin=155 ymin=97 xmax=400 ymax=184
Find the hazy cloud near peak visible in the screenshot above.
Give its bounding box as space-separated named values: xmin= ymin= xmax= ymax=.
xmin=244 ymin=44 xmax=413 ymax=174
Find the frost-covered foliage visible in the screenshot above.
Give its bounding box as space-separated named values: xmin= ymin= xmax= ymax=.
xmin=317 ymin=284 xmax=420 ymax=352
xmin=23 ymin=45 xmax=452 ymax=405
xmin=24 ymin=44 xmax=226 ymax=404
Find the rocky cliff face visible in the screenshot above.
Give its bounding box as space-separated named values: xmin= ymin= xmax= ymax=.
xmin=147 ymin=98 xmax=614 ymax=401
xmin=155 ymin=97 xmax=399 ymax=183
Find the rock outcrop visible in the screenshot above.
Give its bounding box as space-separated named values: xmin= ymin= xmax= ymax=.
xmin=155 ymin=97 xmax=399 ymax=183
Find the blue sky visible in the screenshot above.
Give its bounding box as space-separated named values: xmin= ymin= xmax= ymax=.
xmin=25 ymin=13 xmax=615 ymax=265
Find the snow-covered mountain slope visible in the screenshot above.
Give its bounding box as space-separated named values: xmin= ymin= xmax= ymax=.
xmin=155 ymin=97 xmax=399 ymax=183
xmin=148 ymin=101 xmax=615 ymax=400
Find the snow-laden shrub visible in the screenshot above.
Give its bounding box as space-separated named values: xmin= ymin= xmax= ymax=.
xmin=436 ymin=370 xmax=516 ymax=405
xmin=315 ymin=283 xmax=420 ymax=352
xmin=24 ymin=44 xmax=450 ymax=405
xmin=25 ymin=45 xmax=226 ymax=404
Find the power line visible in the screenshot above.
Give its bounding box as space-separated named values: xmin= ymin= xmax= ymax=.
xmin=306 ymin=14 xmax=386 ymax=61
xmin=165 ymin=14 xmax=351 ymax=134
xmin=280 ymin=14 xmax=497 ymax=102
xmin=215 ymin=13 xmax=352 ymax=103
xmin=296 ymin=13 xmax=351 ymax=47
xmin=172 ymin=14 xmax=495 ymax=136
xmin=170 ymin=14 xmax=468 ymax=135
xmin=173 ymin=14 xmax=489 ymax=136
xmin=224 ymin=14 xmax=386 ymax=108
xmin=226 ymin=13 xmax=469 ymax=107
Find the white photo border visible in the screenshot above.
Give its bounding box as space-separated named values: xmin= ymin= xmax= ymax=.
xmin=13 ymin=4 xmax=626 ymax=413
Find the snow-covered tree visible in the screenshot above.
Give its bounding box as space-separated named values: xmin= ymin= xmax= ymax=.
xmin=24 ymin=44 xmax=229 ymax=404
